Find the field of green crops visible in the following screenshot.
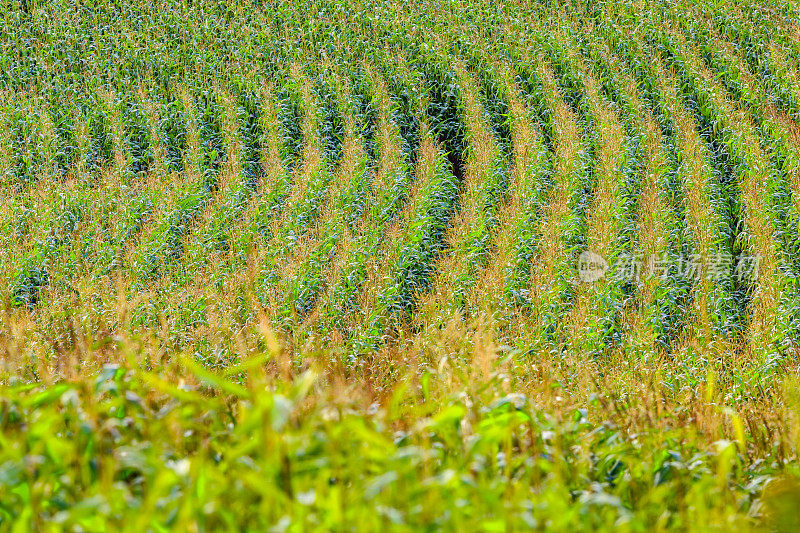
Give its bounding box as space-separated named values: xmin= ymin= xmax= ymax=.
xmin=3 ymin=0 xmax=800 ymax=529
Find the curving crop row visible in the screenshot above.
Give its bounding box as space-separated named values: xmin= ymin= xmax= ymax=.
xmin=350 ymin=126 xmax=459 ymax=355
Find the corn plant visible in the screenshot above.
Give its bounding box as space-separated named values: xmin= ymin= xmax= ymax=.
xmin=3 ymin=1 xmax=800 ymax=529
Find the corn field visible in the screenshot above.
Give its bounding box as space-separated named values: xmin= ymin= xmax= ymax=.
xmin=2 ymin=0 xmax=800 ymax=529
